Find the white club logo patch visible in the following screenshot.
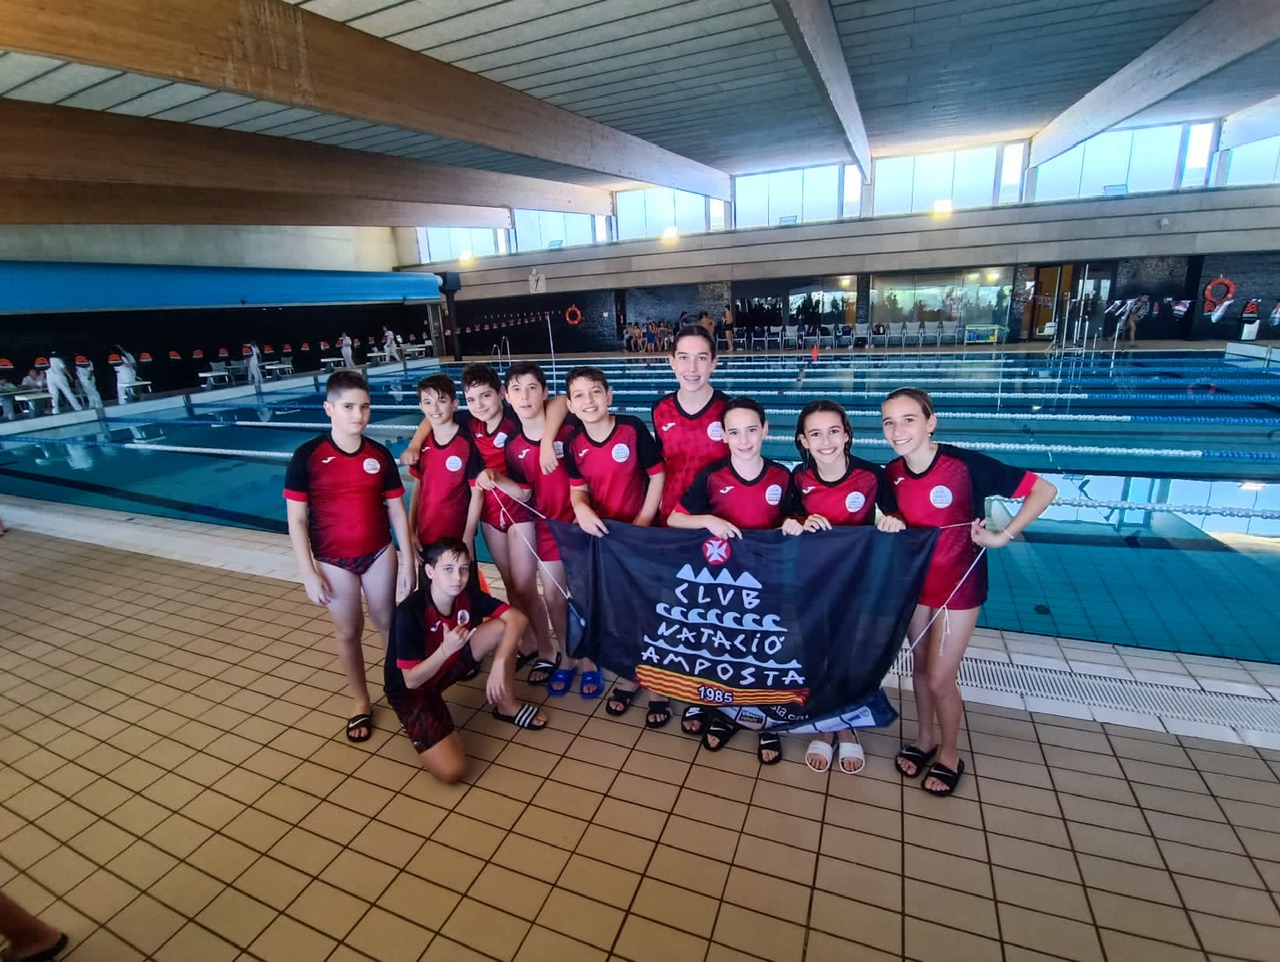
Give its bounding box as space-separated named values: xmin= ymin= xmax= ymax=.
xmin=445 ymin=455 xmax=463 ymax=472
xmin=707 ymin=421 xmax=724 ymax=441
xmin=611 ymin=443 xmax=631 ymax=463
xmin=553 ymin=440 xmax=565 ymax=459
xmin=493 ymin=431 xmax=508 ymax=448
xmin=765 ymin=484 xmax=783 ymax=505
xmin=362 ymin=457 xmax=381 ymax=475
xmin=929 ymin=485 xmax=954 ymax=509
xmin=845 ymin=491 xmax=866 ymax=513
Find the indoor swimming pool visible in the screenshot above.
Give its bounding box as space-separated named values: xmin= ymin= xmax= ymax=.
xmin=2 ymin=349 xmax=1278 ymax=663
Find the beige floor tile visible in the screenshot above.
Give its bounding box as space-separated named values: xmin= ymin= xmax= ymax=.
xmin=1159 ymin=839 xmax=1265 ymax=888
xmin=647 ymin=844 xmax=730 ymax=899
xmin=557 ymin=853 xmax=642 ymax=909
xmin=183 ymin=790 xmax=246 ymax=832
xmin=534 ymin=779 xmax=606 ymax=822
xmin=1176 ymin=873 xmax=1280 ymax=925
xmin=373 ymin=794 xmax=447 ymax=839
xmin=152 ymin=921 xmax=240 ymax=962
xmin=990 ymin=866 xmax=1092 ymax=921
xmin=146 ymin=813 xmax=214 ymax=859
xmin=1192 ymin=912 xmax=1280 ymax=960
xmin=804 ymin=929 xmax=900 ymax=962
xmin=723 ymin=864 xmax=811 ymax=923
xmin=998 ymin=904 xmax=1104 ymax=962
xmin=248 ymin=914 xmax=338 ymax=962
xmin=514 ymin=925 xmax=608 ymax=962
xmin=1096 ymin=929 xmax=1208 ymax=962
xmin=1146 ymin=810 xmax=1244 ymax=853
xmin=630 ymin=876 xmax=718 ymax=937
xmin=468 ymin=863 xmax=552 ymax=920
xmin=743 ymin=806 xmax=822 ymax=852
xmin=27 ymin=844 xmax=97 ymax=895
xmin=904 ymin=917 xmax=1003 ymax=962
xmin=1089 ymin=889 xmax=1199 ymax=947
xmin=405 ymin=840 xmax=486 ymax=894
xmin=514 ymin=806 xmax=590 ymax=851
xmin=439 ymin=897 xmax=530 ymax=961
xmin=823 ymin=825 xmax=903 ymax=876
xmin=815 ymin=855 xmax=901 ymax=912
xmin=106 ymin=840 xmax=179 ymax=890
xmin=432 ymin=811 xmax=508 ymax=859
xmin=318 ymin=848 xmax=398 ymax=901
xmin=421 ymin=936 xmax=490 ymax=961
xmin=613 ymin=914 xmax=709 ymax=962
xmin=713 ymin=901 xmax=806 ymax=962
xmin=267 ymin=826 xmax=342 ymax=876
xmin=809 ymin=889 xmax=901 ymax=955
xmin=196 ymin=887 xmax=278 ymax=948
xmin=906 ymin=878 xmax=1000 ymax=939
xmin=379 ymin=872 xmax=461 ymax=932
xmin=231 ymin=855 xmax=311 ymax=911
xmin=107 ymin=893 xmax=187 ymax=956
xmin=150 ymin=863 xmax=225 ymax=916
xmin=62 ymin=926 xmax=147 ymax=962
xmin=592 ymin=798 xmax=668 ymax=841
xmin=536 ymin=888 xmax=624 ymax=950
xmin=63 ymin=868 xmax=141 ymax=923
xmin=659 ymin=814 xmax=738 ymax=863
xmin=1067 ymin=822 xmax=1164 ymax=868
xmin=1075 ymin=854 xmax=1181 ymax=905
xmin=285 ymin=880 xmax=369 ymax=940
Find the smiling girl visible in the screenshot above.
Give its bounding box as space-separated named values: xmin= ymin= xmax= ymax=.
xmin=881 ymin=387 xmax=1056 ymax=797
xmin=791 ymin=399 xmax=903 ymax=775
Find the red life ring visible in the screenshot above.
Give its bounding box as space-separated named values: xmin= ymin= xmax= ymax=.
xmin=1203 ymin=277 xmax=1235 ymax=310
xmin=565 ymin=304 xmax=583 ymax=326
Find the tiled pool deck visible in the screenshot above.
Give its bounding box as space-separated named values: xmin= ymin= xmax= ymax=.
xmin=2 ymin=497 xmax=1279 ymax=961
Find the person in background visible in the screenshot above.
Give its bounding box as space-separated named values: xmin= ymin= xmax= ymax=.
xmin=340 ymin=331 xmax=355 ymax=368
xmin=1124 ymin=293 xmax=1150 ymax=344
xmin=246 ymin=342 xmax=263 ymax=387
xmin=75 ymin=357 xmax=102 ymax=408
xmin=113 ymin=346 xmax=138 ymax=404
xmin=383 ymin=325 xmax=402 ymax=362
xmin=0 ymin=375 xmax=15 ymax=421
xmin=21 ymin=368 xmax=45 ymax=390
xmin=45 ymin=352 xmax=82 ymax=415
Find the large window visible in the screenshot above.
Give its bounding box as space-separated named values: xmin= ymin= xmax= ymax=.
xmin=1225 ymin=135 xmax=1280 ymax=186
xmin=734 ymin=165 xmax=841 ymax=227
xmin=842 ymin=164 xmax=863 ymax=217
xmin=420 ymin=227 xmax=498 ymax=261
xmin=616 ymin=186 xmax=708 ymax=240
xmin=872 ymin=145 xmax=1003 ymax=215
xmin=1033 ymin=122 xmax=1214 ymax=200
xmin=512 ymin=209 xmax=593 ymax=252
xmin=869 ymin=268 xmax=1013 ymax=332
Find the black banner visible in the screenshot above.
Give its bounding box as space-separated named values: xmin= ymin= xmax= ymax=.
xmin=550 ymin=521 xmax=937 ymax=731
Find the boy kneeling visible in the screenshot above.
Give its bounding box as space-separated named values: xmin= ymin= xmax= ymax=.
xmin=386 ymin=538 xmax=547 ymax=783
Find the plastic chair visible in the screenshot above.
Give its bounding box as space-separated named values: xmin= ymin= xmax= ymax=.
xmin=781 ymin=325 xmax=800 ymax=350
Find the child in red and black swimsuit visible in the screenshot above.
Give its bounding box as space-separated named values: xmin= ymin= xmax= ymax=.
xmin=285 ymin=370 xmax=417 ymax=744
xmin=882 ymin=387 xmax=1056 ymax=797
xmin=791 ymin=398 xmax=903 ymax=775
xmin=669 ymin=395 xmax=797 ymax=765
xmin=407 ymin=374 xmax=483 ymax=559
xmin=386 ymin=538 xmax=544 ymax=784
xmin=564 ymin=366 xmax=665 ymax=714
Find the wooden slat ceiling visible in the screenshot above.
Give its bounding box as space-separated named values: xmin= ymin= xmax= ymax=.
xmin=1 ymin=0 xmax=1265 ymax=198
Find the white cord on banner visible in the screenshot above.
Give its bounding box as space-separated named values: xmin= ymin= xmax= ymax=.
xmin=490 ymin=487 xmax=574 ymax=602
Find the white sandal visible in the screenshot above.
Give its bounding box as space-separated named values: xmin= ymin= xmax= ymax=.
xmin=805 ymin=736 xmax=834 ymax=773
xmin=837 ymin=732 xmax=866 ymax=774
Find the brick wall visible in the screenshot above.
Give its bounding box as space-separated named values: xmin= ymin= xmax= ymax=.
xmin=625 ymin=282 xmax=731 ymax=327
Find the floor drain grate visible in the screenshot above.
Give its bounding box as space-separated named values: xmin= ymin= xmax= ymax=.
xmin=892 ymin=652 xmax=1280 ymax=732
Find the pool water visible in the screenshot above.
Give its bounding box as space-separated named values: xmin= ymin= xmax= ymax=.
xmin=3 ymin=350 xmax=1278 ymax=663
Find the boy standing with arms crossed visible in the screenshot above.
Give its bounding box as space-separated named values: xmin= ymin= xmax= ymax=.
xmin=285 ymin=371 xmax=416 ymax=743
xmin=563 ymin=366 xmax=668 ymax=720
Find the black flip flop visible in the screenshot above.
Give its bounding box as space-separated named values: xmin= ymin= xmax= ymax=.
xmin=922 ymin=758 xmax=965 ymax=797
xmin=646 ymin=699 xmax=672 ymax=730
xmin=527 ymin=655 xmax=560 ymax=687
xmin=345 ymin=713 xmax=373 ymax=743
xmin=492 ymin=704 xmax=547 ymax=730
xmin=681 ymin=704 xmax=707 ymax=736
xmin=895 ymin=743 xmax=937 ymax=778
xmin=702 ymin=713 xmax=741 ymax=752
xmin=605 ymin=687 xmax=636 ymax=717
xmin=757 ymin=731 xmax=783 ymax=765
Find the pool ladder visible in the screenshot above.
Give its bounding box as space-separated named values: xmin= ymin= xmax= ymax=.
xmin=490 ymin=337 xmax=512 ymax=373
